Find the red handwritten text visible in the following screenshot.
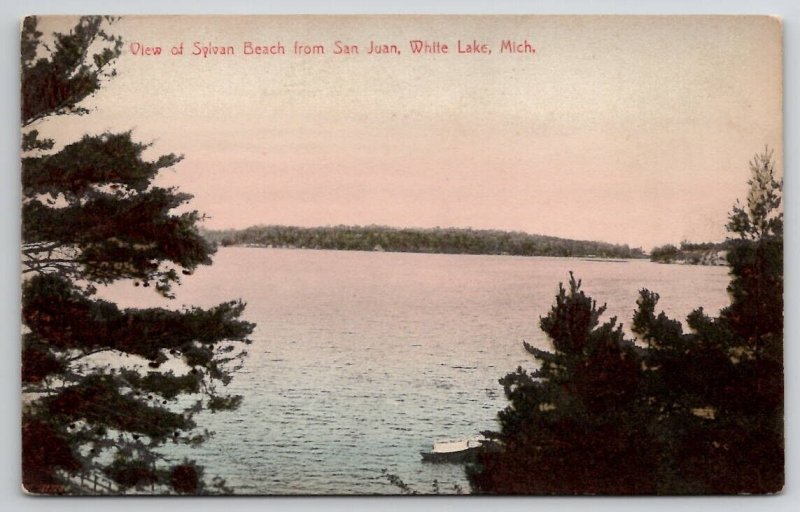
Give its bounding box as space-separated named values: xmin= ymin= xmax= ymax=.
xmin=129 ymin=42 xmax=162 ymax=56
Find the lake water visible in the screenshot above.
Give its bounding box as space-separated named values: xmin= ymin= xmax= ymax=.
xmin=99 ymin=247 xmax=731 ymax=494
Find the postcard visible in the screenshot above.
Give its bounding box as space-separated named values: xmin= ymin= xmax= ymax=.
xmin=20 ymin=15 xmax=783 ymax=495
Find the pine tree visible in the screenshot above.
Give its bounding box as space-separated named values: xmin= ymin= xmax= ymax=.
xmin=21 ymin=16 xmax=254 ymax=494
xmin=633 ymin=148 xmax=783 ymax=493
xmin=469 ymin=149 xmax=783 ymax=494
xmin=468 ymin=274 xmax=659 ymax=494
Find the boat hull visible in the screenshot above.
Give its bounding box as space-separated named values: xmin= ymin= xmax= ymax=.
xmin=420 ymin=447 xmax=481 ymax=464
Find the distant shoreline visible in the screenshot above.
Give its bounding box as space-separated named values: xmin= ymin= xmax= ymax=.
xmin=649 ymin=242 xmax=730 ymax=266
xmin=219 ymin=244 xmax=640 ymax=262
xmin=202 ymin=225 xmax=647 ymax=260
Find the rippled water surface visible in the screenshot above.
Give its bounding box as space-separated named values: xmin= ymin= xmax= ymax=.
xmin=100 ymin=248 xmax=731 ymax=494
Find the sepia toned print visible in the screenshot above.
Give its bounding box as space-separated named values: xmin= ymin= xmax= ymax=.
xmin=21 ymin=15 xmax=782 ymax=495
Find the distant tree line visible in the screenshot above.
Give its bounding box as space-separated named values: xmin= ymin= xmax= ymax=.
xmin=650 ymin=240 xmax=730 ymax=265
xmin=203 ymin=225 xmax=646 ymax=259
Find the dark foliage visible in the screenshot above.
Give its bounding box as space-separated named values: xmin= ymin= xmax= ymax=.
xmin=650 ymin=241 xmax=729 ymax=265
xmin=22 ymin=419 xmax=81 ymax=494
xmin=206 ymin=224 xmax=646 ymax=259
xmin=170 ymin=463 xmax=200 ymax=494
xmin=469 ymin=149 xmax=783 ymax=494
xmin=22 ymin=273 xmax=250 ymax=365
xmin=21 ymin=16 xmax=254 ymax=494
xmin=469 ymin=275 xmax=659 ymax=494
xmin=21 ymin=16 xmax=122 ymax=125
xmin=649 ymin=243 xmax=679 ymax=263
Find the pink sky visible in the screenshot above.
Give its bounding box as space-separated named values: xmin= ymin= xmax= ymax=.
xmin=35 ymin=15 xmax=782 ymax=249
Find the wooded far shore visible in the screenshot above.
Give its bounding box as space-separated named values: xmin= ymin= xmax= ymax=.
xmin=202 ymin=225 xmax=647 ymax=259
